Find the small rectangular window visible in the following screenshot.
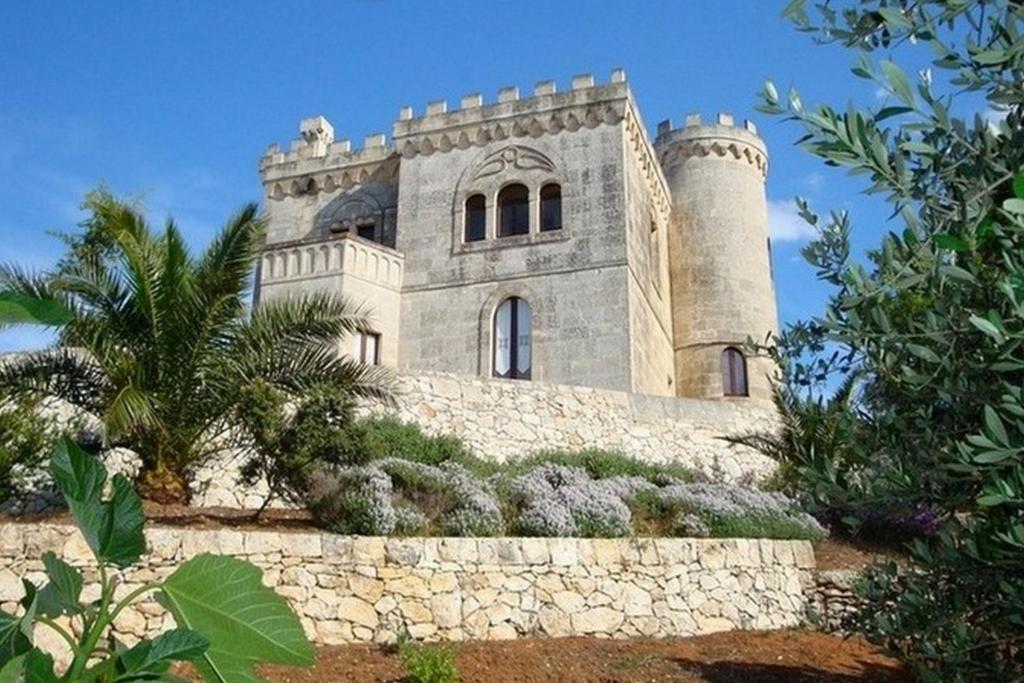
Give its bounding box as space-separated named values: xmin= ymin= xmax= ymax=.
xmin=540 ymin=184 xmax=562 ymax=231
xmin=465 ymin=195 xmax=486 ymax=242
xmin=352 ymin=331 xmax=381 ymax=365
xmin=356 ymin=224 xmax=376 ymax=241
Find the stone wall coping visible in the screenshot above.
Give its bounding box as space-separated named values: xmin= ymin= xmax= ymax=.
xmin=0 ymin=522 xmax=815 ymax=571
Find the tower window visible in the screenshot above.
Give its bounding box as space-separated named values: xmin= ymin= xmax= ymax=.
xmin=540 ymin=183 xmax=562 ymax=231
xmin=498 ymin=184 xmax=530 ymax=237
xmin=493 ymin=297 xmax=532 ymax=380
xmin=721 ymin=347 xmax=748 ymax=397
xmin=353 ymin=331 xmax=381 ymax=365
xmin=465 ymin=194 xmax=486 ymax=242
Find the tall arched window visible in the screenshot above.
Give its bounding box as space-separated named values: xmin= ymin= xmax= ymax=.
xmin=498 ymin=184 xmax=530 ymax=237
xmin=493 ymin=297 xmax=532 ymax=380
xmin=540 ymin=183 xmax=562 ymax=231
xmin=721 ymin=347 xmax=748 ymax=397
xmin=465 ymin=194 xmax=486 ymax=242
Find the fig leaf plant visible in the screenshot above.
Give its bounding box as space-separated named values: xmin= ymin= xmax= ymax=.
xmin=0 ymin=437 xmax=314 ymax=682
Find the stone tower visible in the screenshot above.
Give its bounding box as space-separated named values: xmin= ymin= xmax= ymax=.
xmin=654 ymin=113 xmax=778 ymax=403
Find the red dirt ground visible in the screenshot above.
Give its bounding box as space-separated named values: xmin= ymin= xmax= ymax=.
xmin=244 ymin=630 xmax=911 ymax=683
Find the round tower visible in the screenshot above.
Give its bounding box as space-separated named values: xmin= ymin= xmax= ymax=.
xmin=654 ymin=113 xmax=779 ymax=403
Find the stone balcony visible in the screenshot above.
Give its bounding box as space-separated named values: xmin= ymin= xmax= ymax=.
xmin=260 ymin=233 xmax=404 ymax=291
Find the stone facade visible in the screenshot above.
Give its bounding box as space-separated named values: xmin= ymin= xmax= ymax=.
xmin=189 ymin=371 xmax=778 ymax=509
xmin=255 ymin=70 xmax=778 ymax=403
xmin=0 ymin=522 xmax=815 ymax=660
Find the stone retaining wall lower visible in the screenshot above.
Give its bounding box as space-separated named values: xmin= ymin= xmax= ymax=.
xmin=806 ymin=569 xmax=861 ymax=632
xmin=0 ymin=523 xmax=814 ymax=659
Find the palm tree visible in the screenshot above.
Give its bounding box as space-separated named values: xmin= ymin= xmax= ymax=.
xmin=0 ymin=190 xmax=391 ymax=503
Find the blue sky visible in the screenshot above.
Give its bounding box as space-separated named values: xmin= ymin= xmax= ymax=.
xmin=0 ymin=1 xmax=963 ymax=351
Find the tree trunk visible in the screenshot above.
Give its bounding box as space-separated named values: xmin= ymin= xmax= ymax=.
xmin=136 ymin=461 xmax=189 ymax=505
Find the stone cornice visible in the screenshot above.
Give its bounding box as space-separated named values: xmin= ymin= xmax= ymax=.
xmin=622 ymin=94 xmax=672 ymax=220
xmin=262 ymin=154 xmax=400 ymax=201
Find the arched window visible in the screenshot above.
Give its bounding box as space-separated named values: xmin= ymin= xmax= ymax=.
xmin=721 ymin=347 xmax=748 ymax=397
xmin=498 ymin=184 xmax=530 ymax=237
xmin=493 ymin=297 xmax=532 ymax=380
xmin=464 ymin=194 xmax=486 ymax=242
xmin=540 ymin=183 xmax=562 ymax=231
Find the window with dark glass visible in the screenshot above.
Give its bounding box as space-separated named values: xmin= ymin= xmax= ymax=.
xmin=498 ymin=184 xmax=530 ymax=237
xmin=356 ymin=223 xmax=376 ymax=241
xmin=465 ymin=194 xmax=486 ymax=242
xmin=493 ymin=297 xmax=532 ymax=380
xmin=721 ymin=347 xmax=748 ymax=397
xmin=540 ymin=184 xmax=562 ymax=231
xmin=353 ymin=331 xmax=381 ymax=365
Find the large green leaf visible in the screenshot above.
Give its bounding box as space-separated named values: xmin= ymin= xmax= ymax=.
xmin=0 ymin=585 xmax=35 ymax=669
xmin=116 ymin=629 xmax=209 ymax=681
xmin=35 ymin=552 xmax=83 ymax=617
xmin=0 ymin=654 xmax=25 ymax=683
xmin=0 ymin=292 xmax=72 ymax=328
xmin=158 ymin=554 xmax=313 ymax=683
xmin=0 ymin=612 xmax=31 ymax=671
xmin=50 ymin=437 xmax=146 ymax=568
xmin=23 ymin=649 xmax=57 ymax=683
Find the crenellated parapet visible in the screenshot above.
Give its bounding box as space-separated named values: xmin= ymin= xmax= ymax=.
xmin=391 ymin=69 xmax=631 ymax=159
xmin=654 ymin=113 xmax=768 ymax=178
xmin=259 ymin=116 xmax=397 ymax=201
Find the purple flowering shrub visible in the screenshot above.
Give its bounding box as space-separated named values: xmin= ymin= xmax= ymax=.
xmin=309 ymin=458 xmax=502 ymax=536
xmin=505 ymin=464 xmax=825 ymax=540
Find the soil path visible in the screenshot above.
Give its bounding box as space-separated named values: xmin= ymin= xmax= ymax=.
xmin=246 ymin=630 xmax=910 ymax=683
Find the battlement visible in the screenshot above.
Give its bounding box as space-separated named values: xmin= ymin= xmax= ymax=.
xmin=396 ymin=69 xmax=626 ymax=126
xmin=391 ymin=69 xmax=631 ymax=157
xmin=259 ymin=112 xmax=396 ymax=188
xmin=654 ymin=112 xmax=768 ymax=177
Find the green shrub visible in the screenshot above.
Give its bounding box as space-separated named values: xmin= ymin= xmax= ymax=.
xmin=350 ymin=416 xmax=473 ymax=465
xmin=0 ymin=395 xmax=58 ymax=503
xmin=235 ymin=380 xmax=366 ymax=514
xmin=502 ymin=448 xmax=694 ymax=484
xmin=399 ymin=643 xmax=459 ymax=683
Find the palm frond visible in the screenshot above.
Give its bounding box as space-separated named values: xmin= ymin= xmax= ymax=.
xmin=0 ymin=348 xmax=108 ymax=414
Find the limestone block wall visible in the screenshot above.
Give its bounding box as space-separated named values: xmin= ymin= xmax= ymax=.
xmin=0 ymin=523 xmax=815 ymax=656
xmin=370 ymin=372 xmax=777 ymax=479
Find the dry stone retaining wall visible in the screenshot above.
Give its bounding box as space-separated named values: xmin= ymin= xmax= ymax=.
xmin=0 ymin=523 xmax=813 ymax=658
xmin=193 ymin=371 xmax=779 ymax=508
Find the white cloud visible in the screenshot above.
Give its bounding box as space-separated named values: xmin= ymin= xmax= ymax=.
xmin=802 ymin=172 xmax=824 ymax=190
xmin=767 ymin=199 xmax=817 ymax=242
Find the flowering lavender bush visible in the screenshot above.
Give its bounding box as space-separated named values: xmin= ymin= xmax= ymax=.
xmin=309 ymin=458 xmax=501 ymax=536
xmin=309 ymin=449 xmax=822 ymax=541
xmin=506 ymin=464 xmax=825 ymax=540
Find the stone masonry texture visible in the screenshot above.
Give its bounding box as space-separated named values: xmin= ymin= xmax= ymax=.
xmin=0 ymin=522 xmax=816 ymax=662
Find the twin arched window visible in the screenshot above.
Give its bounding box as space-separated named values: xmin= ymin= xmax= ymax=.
xmin=721 ymin=347 xmax=748 ymax=397
xmin=465 ymin=183 xmax=562 ymax=242
xmin=493 ymin=297 xmax=532 ymax=380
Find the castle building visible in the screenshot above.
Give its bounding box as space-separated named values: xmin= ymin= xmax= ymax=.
xmin=255 ymin=70 xmax=778 ymax=403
